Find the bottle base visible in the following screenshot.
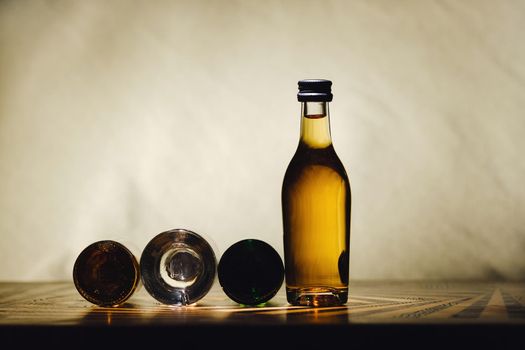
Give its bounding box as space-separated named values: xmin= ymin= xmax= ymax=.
xmin=286 ymin=287 xmax=348 ymax=307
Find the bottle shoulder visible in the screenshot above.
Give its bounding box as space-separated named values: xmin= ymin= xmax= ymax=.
xmin=284 ymin=143 xmax=349 ymax=182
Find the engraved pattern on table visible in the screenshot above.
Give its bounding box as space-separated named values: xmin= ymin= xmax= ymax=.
xmin=1 ymin=282 xmax=524 ymax=325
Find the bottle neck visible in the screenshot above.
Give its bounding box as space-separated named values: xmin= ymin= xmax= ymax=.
xmin=300 ymin=101 xmax=332 ymax=148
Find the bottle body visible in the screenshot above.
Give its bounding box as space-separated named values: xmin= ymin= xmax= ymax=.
xmin=282 ymin=97 xmax=351 ymax=307
xmin=140 ymin=228 xmax=216 ymax=306
xmin=73 ymin=240 xmax=140 ymax=307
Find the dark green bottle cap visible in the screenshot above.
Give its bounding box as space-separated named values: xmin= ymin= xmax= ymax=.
xmin=218 ymin=239 xmax=284 ymax=306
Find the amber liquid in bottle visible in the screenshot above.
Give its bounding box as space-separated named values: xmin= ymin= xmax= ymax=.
xmin=282 ymin=100 xmax=351 ymax=307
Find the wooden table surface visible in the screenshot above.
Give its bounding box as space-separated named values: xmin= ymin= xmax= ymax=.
xmin=1 ymin=281 xmax=524 ymax=348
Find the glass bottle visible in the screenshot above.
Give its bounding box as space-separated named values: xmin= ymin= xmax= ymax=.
xmin=218 ymin=239 xmax=284 ymax=305
xmin=73 ymin=240 xmax=140 ymax=307
xmin=282 ymin=79 xmax=351 ymax=307
xmin=140 ymin=228 xmax=216 ymax=306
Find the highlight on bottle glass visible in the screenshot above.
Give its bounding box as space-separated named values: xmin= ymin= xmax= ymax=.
xmin=218 ymin=239 xmax=284 ymax=306
xmin=140 ymin=228 xmax=216 ymax=306
xmin=73 ymin=240 xmax=140 ymax=307
xmin=282 ymin=79 xmax=351 ymax=307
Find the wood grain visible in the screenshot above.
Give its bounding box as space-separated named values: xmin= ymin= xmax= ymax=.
xmin=1 ymin=281 xmax=524 ymax=326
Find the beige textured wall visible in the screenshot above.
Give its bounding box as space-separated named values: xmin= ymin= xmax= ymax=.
xmin=1 ymin=0 xmax=524 ymax=281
